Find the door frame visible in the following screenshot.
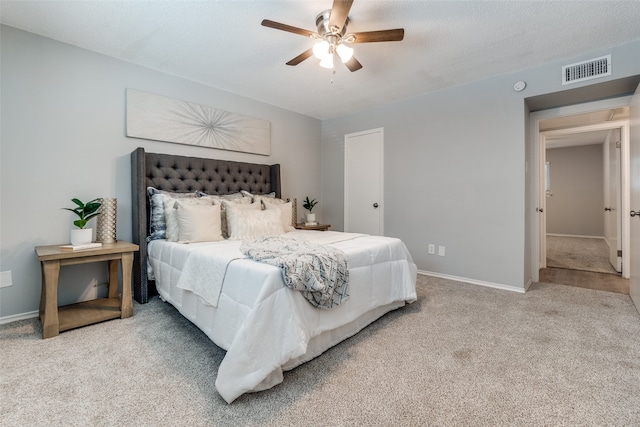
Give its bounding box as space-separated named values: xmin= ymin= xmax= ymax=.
xmin=344 ymin=127 xmax=384 ymax=234
xmin=530 ymin=96 xmax=632 ymax=281
xmin=604 ymin=129 xmax=623 ymax=272
xmin=629 ymin=83 xmax=640 ymax=312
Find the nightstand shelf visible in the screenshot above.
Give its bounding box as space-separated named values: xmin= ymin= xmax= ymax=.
xmin=58 ymin=297 xmax=123 ymax=332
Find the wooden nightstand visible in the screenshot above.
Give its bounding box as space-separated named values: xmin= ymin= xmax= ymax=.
xmin=295 ymin=223 xmax=331 ymax=231
xmin=34 ymin=241 xmax=139 ymax=339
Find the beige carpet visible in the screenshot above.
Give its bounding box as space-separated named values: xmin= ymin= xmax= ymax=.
xmin=2 ymin=275 xmax=640 ymax=426
xmin=546 ymin=235 xmax=618 ymax=275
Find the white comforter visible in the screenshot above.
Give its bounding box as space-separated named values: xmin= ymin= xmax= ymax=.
xmin=148 ymin=230 xmax=417 ymax=403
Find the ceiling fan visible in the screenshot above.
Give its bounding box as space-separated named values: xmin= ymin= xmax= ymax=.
xmin=261 ymin=0 xmax=404 ymax=72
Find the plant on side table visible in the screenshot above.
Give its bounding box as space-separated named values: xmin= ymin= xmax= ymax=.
xmin=302 ymin=196 xmax=318 ymax=224
xmin=63 ymin=198 xmax=101 ymax=245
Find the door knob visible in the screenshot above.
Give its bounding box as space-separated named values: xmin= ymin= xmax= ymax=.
xmin=631 ymin=210 xmax=640 ymax=217
xmin=536 ymin=207 xmax=544 ymax=213
xmin=605 ymin=207 xmax=612 ymax=212
xmin=373 ymin=203 xmax=379 ymax=208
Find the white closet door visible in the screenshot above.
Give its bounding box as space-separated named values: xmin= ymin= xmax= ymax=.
xmin=344 ymin=128 xmax=384 ymax=235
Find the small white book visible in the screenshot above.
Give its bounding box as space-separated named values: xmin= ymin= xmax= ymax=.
xmin=59 ymin=242 xmax=103 ymax=251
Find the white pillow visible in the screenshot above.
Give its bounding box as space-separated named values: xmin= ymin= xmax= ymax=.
xmin=241 ymin=190 xmax=274 ymax=198
xmin=197 ymin=191 xmax=243 ymax=200
xmin=226 ymin=207 xmax=284 ymax=240
xmin=263 ymin=200 xmax=295 ymax=232
xmin=198 ymin=195 xmax=224 ymax=204
xmin=221 ymin=200 xmax=261 ymax=238
xmin=164 ymin=197 xmax=216 ymax=242
xmin=175 ymin=202 xmax=223 ymax=243
xmin=241 ymin=190 xmax=284 ymax=205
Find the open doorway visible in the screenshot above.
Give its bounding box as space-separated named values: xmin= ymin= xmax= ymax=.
xmin=534 ymin=106 xmax=631 ymax=294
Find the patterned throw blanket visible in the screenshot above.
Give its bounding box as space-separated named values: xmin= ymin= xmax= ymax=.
xmin=240 ymin=236 xmax=349 ymax=309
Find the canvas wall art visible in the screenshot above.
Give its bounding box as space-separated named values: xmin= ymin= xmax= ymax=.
xmin=126 ymin=89 xmax=271 ymax=155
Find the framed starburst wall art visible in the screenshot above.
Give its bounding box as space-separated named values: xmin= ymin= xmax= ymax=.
xmin=126 ymin=89 xmax=271 ymax=155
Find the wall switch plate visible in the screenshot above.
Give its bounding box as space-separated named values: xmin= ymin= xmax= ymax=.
xmin=438 ymin=246 xmax=446 ymax=256
xmin=428 ymin=244 xmax=435 ymax=254
xmin=0 ymin=271 xmax=13 ymax=288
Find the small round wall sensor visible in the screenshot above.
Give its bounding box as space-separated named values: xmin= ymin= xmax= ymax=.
xmin=513 ymin=81 xmax=526 ymax=92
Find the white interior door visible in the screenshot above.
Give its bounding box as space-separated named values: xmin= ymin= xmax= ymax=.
xmin=344 ymin=128 xmax=383 ymax=235
xmin=629 ymin=84 xmax=640 ymax=312
xmin=606 ymin=134 xmax=622 ymax=272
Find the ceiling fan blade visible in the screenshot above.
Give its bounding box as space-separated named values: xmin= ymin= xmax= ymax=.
xmin=261 ymin=19 xmax=316 ymax=38
xmin=344 ymin=56 xmax=363 ymax=72
xmin=286 ymin=48 xmax=314 ymax=66
xmin=328 ymin=0 xmax=354 ymax=33
xmin=349 ymin=29 xmax=405 ymax=43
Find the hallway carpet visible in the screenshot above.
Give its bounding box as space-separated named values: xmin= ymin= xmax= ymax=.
xmin=546 ymin=235 xmax=618 ymax=275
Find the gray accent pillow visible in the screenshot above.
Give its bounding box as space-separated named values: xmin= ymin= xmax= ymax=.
xmin=147 ymin=187 xmax=198 ymax=242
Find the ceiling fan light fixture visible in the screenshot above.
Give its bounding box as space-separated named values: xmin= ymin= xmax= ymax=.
xmin=336 ymin=43 xmax=354 ymax=63
xmin=319 ymin=52 xmax=334 ymax=69
xmin=261 ymin=0 xmax=405 ymax=73
xmin=312 ymin=40 xmax=330 ymax=59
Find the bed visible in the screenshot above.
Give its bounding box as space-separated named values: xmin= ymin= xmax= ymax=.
xmin=131 ymin=147 xmax=417 ymax=403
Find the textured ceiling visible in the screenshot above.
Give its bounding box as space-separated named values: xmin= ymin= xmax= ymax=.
xmin=1 ymin=1 xmax=640 ymax=119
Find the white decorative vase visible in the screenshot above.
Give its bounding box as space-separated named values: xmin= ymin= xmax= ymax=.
xmin=306 ymin=213 xmax=316 ymax=223
xmin=70 ymin=228 xmax=93 ymax=246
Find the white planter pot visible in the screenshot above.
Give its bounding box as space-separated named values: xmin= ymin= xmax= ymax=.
xmin=70 ymin=228 xmax=93 ymax=246
xmin=306 ymin=213 xmax=316 ymax=223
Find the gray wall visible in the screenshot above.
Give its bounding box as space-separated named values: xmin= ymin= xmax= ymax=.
xmin=0 ymin=26 xmax=322 ymax=319
xmin=2 ymin=24 xmax=639 ymax=318
xmin=546 ymin=144 xmax=604 ymax=236
xmin=321 ymin=39 xmax=640 ymax=290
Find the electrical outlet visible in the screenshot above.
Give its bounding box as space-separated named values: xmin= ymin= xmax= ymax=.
xmin=438 ymin=246 xmax=446 ymax=256
xmin=0 ymin=271 xmax=12 ymax=288
xmin=428 ymin=244 xmax=435 ymax=254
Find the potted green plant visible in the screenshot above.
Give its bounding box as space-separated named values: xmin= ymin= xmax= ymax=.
xmin=63 ymin=198 xmax=101 ymax=245
xmin=302 ymin=196 xmax=318 ymax=223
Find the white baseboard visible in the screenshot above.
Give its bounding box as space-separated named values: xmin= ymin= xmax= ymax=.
xmin=418 ymin=270 xmax=526 ymax=294
xmin=0 ymin=310 xmax=39 ymax=325
xmin=546 ymin=233 xmax=605 ymax=239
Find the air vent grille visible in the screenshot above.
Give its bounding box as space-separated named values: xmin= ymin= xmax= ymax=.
xmin=562 ymin=55 xmax=611 ymax=85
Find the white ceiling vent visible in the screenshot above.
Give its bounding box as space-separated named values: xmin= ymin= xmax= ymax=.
xmin=562 ymin=55 xmax=611 ymax=85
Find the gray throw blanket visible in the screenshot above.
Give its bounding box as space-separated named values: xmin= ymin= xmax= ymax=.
xmin=240 ymin=236 xmax=349 ymax=309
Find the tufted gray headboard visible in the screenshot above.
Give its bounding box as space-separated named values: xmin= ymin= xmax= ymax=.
xmin=131 ymin=147 xmax=281 ymax=303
